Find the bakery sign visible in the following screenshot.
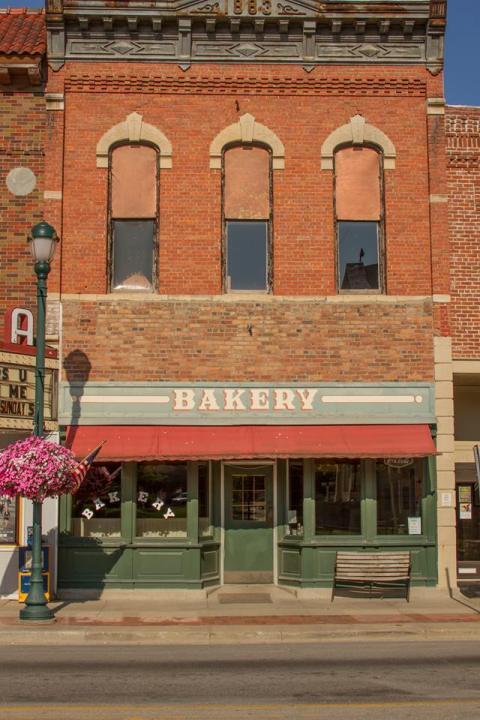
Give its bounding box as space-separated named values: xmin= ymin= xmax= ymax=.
xmin=60 ymin=382 xmax=434 ymax=426
xmin=0 ymin=351 xmax=57 ymax=431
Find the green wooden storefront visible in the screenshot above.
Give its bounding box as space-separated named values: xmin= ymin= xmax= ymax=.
xmin=58 ymin=457 xmax=437 ymax=591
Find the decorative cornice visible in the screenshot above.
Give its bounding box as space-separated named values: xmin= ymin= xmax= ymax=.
xmin=64 ymin=73 xmax=427 ymax=96
xmin=45 ymin=1 xmax=443 ymax=69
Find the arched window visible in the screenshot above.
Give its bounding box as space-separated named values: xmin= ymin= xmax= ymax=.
xmin=334 ymin=146 xmax=383 ymax=292
xmin=109 ymin=144 xmax=158 ymax=291
xmin=223 ymin=145 xmax=272 ymax=292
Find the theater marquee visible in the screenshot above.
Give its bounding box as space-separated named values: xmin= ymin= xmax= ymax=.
xmin=0 ymin=351 xmax=57 ymax=431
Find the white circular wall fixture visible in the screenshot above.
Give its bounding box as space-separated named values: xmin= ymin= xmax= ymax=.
xmin=6 ymin=167 xmax=37 ymax=196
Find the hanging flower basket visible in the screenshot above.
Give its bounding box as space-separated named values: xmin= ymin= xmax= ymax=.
xmin=0 ymin=436 xmax=82 ymax=502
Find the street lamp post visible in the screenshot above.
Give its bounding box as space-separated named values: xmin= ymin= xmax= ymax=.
xmin=20 ymin=221 xmax=59 ymax=621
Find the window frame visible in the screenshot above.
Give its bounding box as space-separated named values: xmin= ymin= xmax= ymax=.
xmin=0 ymin=495 xmax=19 ymax=546
xmin=333 ymin=143 xmax=386 ymax=295
xmin=199 ymin=460 xmax=213 ymax=538
xmin=308 ymin=458 xmax=430 ymax=542
xmin=108 ymin=141 xmax=160 ymax=293
xmin=221 ymin=142 xmax=273 ymax=294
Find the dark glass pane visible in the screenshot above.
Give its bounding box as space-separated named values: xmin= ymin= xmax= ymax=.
xmin=137 ymin=463 xmax=187 ymax=538
xmin=72 ymin=464 xmax=122 ymax=538
xmin=376 ymin=461 xmax=423 ymax=535
xmin=287 ymin=462 xmax=303 ymax=536
xmin=199 ymin=463 xmax=212 ymax=537
xmin=112 ymin=220 xmax=154 ymax=290
xmin=315 ymin=461 xmax=361 ymax=535
xmin=338 ymin=221 xmax=379 ymax=290
xmin=456 ymin=464 xmax=480 ymax=560
xmin=227 ymin=221 xmax=268 ymax=291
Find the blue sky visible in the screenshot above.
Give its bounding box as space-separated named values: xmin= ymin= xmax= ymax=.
xmin=3 ymin=0 xmax=479 ymax=107
xmin=444 ymin=0 xmax=480 ymax=106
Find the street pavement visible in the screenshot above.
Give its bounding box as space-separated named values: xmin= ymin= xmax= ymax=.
xmin=1 ymin=641 xmax=480 ymax=719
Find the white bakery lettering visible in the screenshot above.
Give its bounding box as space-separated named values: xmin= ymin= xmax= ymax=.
xmin=172 ymin=388 xmax=318 ymax=412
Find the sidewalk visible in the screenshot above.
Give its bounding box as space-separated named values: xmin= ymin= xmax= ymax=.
xmin=2 ymin=585 xmax=480 ymax=645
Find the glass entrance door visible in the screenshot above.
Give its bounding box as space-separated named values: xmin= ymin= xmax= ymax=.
xmin=224 ymin=465 xmax=274 ymax=584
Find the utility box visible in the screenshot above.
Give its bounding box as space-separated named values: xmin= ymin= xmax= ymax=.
xmin=18 ymin=546 xmax=51 ymax=602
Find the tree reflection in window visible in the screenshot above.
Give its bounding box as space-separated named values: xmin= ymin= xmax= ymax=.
xmin=315 ymin=461 xmax=361 ymax=535
xmin=136 ymin=463 xmax=187 ymax=538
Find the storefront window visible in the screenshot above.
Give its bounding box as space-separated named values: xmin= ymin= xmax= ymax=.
xmin=137 ymin=463 xmax=187 ymax=538
xmin=456 ymin=464 xmax=480 ymax=561
xmin=72 ymin=464 xmax=122 ymax=538
xmin=315 ymin=461 xmax=361 ymax=535
xmin=287 ymin=461 xmax=303 ymax=536
xmin=376 ymin=460 xmax=423 ymax=535
xmin=199 ymin=462 xmax=212 ymax=537
xmin=0 ymin=495 xmax=17 ymax=544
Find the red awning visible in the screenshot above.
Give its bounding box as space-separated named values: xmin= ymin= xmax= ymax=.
xmin=65 ymin=424 xmax=436 ymax=461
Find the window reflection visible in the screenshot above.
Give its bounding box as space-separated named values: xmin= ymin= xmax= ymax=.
xmin=137 ymin=463 xmax=187 ymax=538
xmin=376 ymin=460 xmax=423 ymax=535
xmin=287 ymin=462 xmax=303 ymax=536
xmin=232 ymin=475 xmax=266 ymax=521
xmin=72 ymin=464 xmax=122 ymax=538
xmin=338 ymin=221 xmax=379 ymax=290
xmin=199 ymin=463 xmax=212 ymax=537
xmin=315 ymin=461 xmax=361 ymax=535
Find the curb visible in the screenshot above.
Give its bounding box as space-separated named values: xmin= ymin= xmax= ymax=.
xmin=4 ymin=622 xmax=480 ymax=645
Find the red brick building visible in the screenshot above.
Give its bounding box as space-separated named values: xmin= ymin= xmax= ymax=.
xmin=41 ymin=0 xmax=453 ymax=593
xmin=447 ymin=105 xmax=480 ymax=583
xmin=0 ymin=9 xmax=59 ymax=597
xmin=0 ymin=8 xmax=46 ymax=337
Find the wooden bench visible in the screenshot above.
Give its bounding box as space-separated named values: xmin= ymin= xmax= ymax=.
xmin=331 ymin=551 xmax=411 ymax=602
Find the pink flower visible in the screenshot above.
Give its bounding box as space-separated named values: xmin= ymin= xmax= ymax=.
xmin=0 ymin=436 xmax=81 ymax=502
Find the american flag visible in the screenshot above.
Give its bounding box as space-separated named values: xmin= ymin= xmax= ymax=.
xmin=71 ymin=441 xmax=106 ymax=488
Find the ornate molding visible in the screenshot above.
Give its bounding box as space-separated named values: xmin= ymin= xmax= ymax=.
xmin=47 ymin=1 xmax=440 ymax=67
xmin=96 ymin=112 xmax=173 ymax=168
xmin=209 ymin=113 xmax=285 ymax=169
xmin=65 ymin=73 xmax=426 ymax=97
xmin=321 ymin=115 xmax=397 ymax=170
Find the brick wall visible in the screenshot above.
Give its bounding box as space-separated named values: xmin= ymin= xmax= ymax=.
xmin=447 ymin=107 xmax=480 ymax=359
xmin=0 ymin=91 xmax=45 ymax=336
xmin=61 ymin=297 xmax=434 ymax=382
xmin=56 ymin=63 xmax=435 ymax=299
xmin=50 ymin=62 xmax=442 ymax=384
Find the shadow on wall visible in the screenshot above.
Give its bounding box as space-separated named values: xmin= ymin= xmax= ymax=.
xmin=63 ymin=349 xmax=92 ymax=452
xmin=56 ymin=540 xmax=126 ymax=603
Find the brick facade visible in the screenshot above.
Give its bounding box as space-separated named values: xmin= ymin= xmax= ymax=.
xmin=50 ymin=62 xmax=444 ymax=387
xmin=44 ymin=0 xmax=454 ymax=591
xmin=61 ymin=297 xmax=434 ymax=383
xmin=0 ymin=9 xmax=46 ymax=341
xmin=447 ymin=107 xmax=480 ymax=360
xmin=0 ymin=92 xmax=45 ymax=337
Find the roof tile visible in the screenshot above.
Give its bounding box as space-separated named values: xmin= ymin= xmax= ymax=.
xmin=0 ymin=8 xmax=46 ymax=56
